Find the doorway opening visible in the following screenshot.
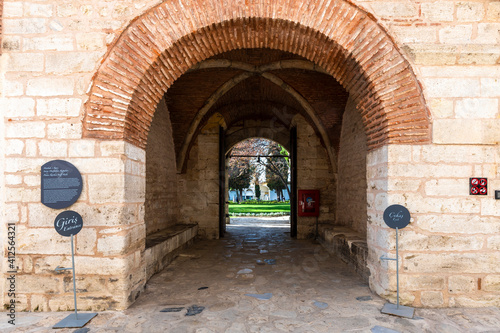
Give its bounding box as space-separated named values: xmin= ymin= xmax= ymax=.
xmin=226 ymin=138 xmax=292 ymax=237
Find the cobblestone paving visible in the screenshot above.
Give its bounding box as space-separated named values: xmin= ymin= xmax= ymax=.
xmin=4 ymin=217 xmax=500 ymax=332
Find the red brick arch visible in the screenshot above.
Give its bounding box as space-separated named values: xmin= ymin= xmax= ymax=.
xmin=83 ymin=0 xmax=431 ymax=149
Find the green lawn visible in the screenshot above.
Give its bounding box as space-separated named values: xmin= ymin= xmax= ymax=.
xmin=229 ymin=203 xmax=290 ymax=214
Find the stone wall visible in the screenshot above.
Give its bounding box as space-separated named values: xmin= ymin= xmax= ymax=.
xmin=296 ymin=116 xmax=336 ymax=239
xmin=177 ymin=124 xmax=220 ymax=240
xmin=1 ymin=0 xmax=499 ymax=310
xmin=336 ymin=97 xmax=368 ymax=236
xmin=145 ymin=97 xmax=178 ymax=236
xmin=367 ymin=145 xmax=500 ymax=307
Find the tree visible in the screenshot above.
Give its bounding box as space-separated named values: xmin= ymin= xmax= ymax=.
xmin=228 ymin=138 xmax=290 ymax=201
xmin=265 ymin=144 xmax=290 ymax=200
xmin=228 ymin=156 xmax=254 ymax=202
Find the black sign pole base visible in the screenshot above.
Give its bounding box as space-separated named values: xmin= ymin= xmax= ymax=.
xmin=53 ymin=313 xmax=98 ymax=329
xmin=381 ymin=303 xmax=415 ymax=319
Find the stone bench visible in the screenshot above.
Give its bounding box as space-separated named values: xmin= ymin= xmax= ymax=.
xmin=317 ymin=225 xmax=369 ymax=281
xmin=144 ymin=224 xmax=198 ymax=280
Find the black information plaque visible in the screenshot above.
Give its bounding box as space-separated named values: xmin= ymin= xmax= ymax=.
xmin=54 ymin=210 xmax=83 ymax=237
xmin=41 ymin=160 xmax=82 ymax=209
xmin=383 ymin=204 xmax=411 ymax=229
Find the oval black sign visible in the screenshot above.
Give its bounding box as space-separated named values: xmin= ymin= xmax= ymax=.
xmin=41 ymin=160 xmax=82 ymax=209
xmin=54 ymin=210 xmax=83 ymax=237
xmin=383 ymin=204 xmax=411 ymax=229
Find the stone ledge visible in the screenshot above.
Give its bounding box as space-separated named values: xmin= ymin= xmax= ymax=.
xmin=318 ymin=225 xmax=369 ymax=281
xmin=144 ymin=224 xmax=198 ymax=280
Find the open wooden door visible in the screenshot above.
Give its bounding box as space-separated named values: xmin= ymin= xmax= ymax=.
xmin=290 ymin=126 xmax=298 ymax=238
xmin=219 ymin=126 xmax=226 ymax=238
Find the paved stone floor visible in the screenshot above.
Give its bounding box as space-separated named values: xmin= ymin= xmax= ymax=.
xmin=4 ymin=217 xmax=500 ymax=332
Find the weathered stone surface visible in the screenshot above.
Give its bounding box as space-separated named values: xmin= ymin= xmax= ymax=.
xmin=483 ymin=275 xmax=500 ymax=292
xmin=404 ymin=253 xmax=500 ymax=274
xmin=449 ymin=276 xmax=477 ymax=293
xmin=421 ymin=291 xmax=444 ymax=307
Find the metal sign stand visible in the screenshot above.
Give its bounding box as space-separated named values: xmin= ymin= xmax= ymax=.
xmin=53 ymin=212 xmax=97 ymax=329
xmin=380 ymin=205 xmax=415 ymax=319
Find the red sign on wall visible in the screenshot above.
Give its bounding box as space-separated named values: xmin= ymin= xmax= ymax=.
xmin=298 ymin=190 xmax=320 ymax=217
xmin=470 ymin=178 xmax=487 ymax=196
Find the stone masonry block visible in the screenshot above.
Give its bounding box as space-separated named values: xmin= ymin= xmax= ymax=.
xmin=38 ymin=140 xmax=68 ymax=157
xmin=481 ymin=199 xmax=500 ymax=216
xmin=423 ymin=78 xmax=480 ymax=98
xmin=26 ymin=3 xmax=53 ymax=17
xmin=71 ymin=157 xmax=124 ymax=174
xmin=424 ymin=179 xmax=468 ymax=197
xmin=4 ymin=157 xmax=46 ymax=173
xmin=475 ymin=23 xmax=500 ymax=44
xmin=392 ymin=26 xmax=437 ymax=44
xmin=401 ymin=275 xmax=445 ymax=291
xmin=17 ymin=275 xmax=61 ymax=294
xmin=487 ymin=2 xmax=500 ymax=20
xmin=449 ymin=295 xmax=500 ymax=307
xmin=76 ymin=32 xmax=106 ymax=51
xmin=400 ymin=231 xmax=483 ymax=252
xmin=390 ymin=163 xmax=472 ymax=179
xmin=418 ymin=215 xmax=500 ymax=235
xmin=487 ymin=236 xmax=500 ymax=250
xmin=433 ymin=119 xmax=500 ymax=144
xmin=369 ymin=2 xmax=417 ymax=18
xmin=429 ymin=98 xmax=454 ymax=118
xmin=125 ymin=143 xmax=146 ymax=162
xmin=391 ymin=192 xmax=480 ymax=214
xmin=421 ymin=291 xmax=444 ymax=307
xmin=420 ymin=145 xmax=498 ymax=164
xmin=47 ymin=123 xmax=82 ymax=139
xmin=6 ymin=187 xmax=39 ymax=203
xmin=46 ymin=52 xmax=103 ymax=73
xmin=27 ymin=78 xmax=74 ymax=96
xmin=421 ymin=2 xmax=454 ymax=21
xmin=76 ymin=228 xmax=97 ymax=255
xmin=37 ymin=98 xmax=82 ymax=117
xmin=100 ymin=141 xmax=126 ymax=156
xmin=455 ymin=99 xmax=498 ymax=118
xmin=23 ymin=35 xmax=74 ymax=51
xmin=481 ymin=78 xmax=500 ymax=97
xmin=69 ymin=140 xmax=95 ymax=157
xmin=449 ymin=275 xmax=477 ymax=293
xmin=74 ymin=255 xmax=134 ymax=276
xmin=3 ymin=18 xmax=47 ymax=34
xmin=88 ymin=174 xmax=125 ymax=203
xmin=17 ymin=225 xmax=71 ymax=255
xmin=483 ymin=275 xmax=500 ymax=292
xmin=457 ymin=2 xmax=485 ymax=21
xmin=7 ymin=53 xmax=44 ymax=72
xmin=5 ymin=122 xmax=45 ymax=138
xmin=404 ymin=253 xmax=500 ymax=274
xmin=439 ymin=25 xmax=473 ymax=44
xmin=3 ymin=98 xmax=35 ymax=117
xmin=3 ymin=79 xmax=24 ymax=96
xmin=4 ymin=2 xmax=23 ymax=17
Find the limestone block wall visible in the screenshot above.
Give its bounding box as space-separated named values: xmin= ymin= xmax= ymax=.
xmin=336 ymin=97 xmax=368 ymax=237
xmin=177 ymin=126 xmax=220 ymax=240
xmin=296 ymin=116 xmax=336 ymax=239
xmin=145 ymin=97 xmax=178 ymax=236
xmin=368 ymin=145 xmax=500 ymax=307
xmin=0 ymin=0 xmax=499 ymax=310
xmin=2 ymin=139 xmax=147 ymax=310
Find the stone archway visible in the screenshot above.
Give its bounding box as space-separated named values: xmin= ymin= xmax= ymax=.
xmin=81 ymin=0 xmax=432 ymax=308
xmin=83 ymin=0 xmax=431 ymax=150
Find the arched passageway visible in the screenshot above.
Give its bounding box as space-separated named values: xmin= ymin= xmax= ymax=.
xmin=80 ymin=0 xmax=431 ymax=309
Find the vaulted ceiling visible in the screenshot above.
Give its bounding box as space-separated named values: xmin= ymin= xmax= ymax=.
xmin=163 ymin=48 xmax=350 ymax=169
